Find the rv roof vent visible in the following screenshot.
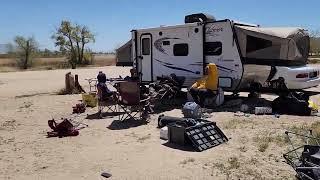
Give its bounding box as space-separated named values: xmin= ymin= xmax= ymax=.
xmin=185 ymin=13 xmax=216 ymax=23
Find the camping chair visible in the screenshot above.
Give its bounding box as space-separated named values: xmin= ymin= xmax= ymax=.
xmin=283 ymin=131 xmax=320 ymax=180
xmin=97 ymin=84 xmax=118 ymax=117
xmin=116 ymin=81 xmax=150 ymax=121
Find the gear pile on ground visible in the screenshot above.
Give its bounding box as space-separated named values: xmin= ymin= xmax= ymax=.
xmin=47 ymin=119 xmax=79 ymax=138
xmin=47 ymin=118 xmax=88 ymax=138
xmin=148 ymin=74 xmax=185 ymax=105
xmin=72 ymin=102 xmax=86 ymax=114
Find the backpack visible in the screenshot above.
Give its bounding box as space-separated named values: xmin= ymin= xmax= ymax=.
xmin=47 ymin=119 xmax=79 ymax=138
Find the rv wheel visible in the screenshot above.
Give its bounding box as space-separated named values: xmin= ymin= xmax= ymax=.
xmin=250 ymin=82 xmax=262 ymax=92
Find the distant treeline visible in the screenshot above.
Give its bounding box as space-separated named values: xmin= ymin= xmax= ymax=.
xmin=0 ymin=49 xmax=115 ymax=59
xmin=310 ymin=36 xmax=320 ymax=56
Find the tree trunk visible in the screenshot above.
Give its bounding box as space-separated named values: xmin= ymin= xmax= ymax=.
xmin=70 ymin=59 xmax=76 ymax=69
xmin=75 ymin=74 xmax=85 ymax=93
xmin=76 ymin=41 xmax=81 ymax=64
xmin=65 ymin=72 xmax=75 ymax=94
xmin=24 ymin=41 xmax=29 ymax=69
xmin=68 ymin=53 xmax=77 ymax=69
xmin=65 ymin=24 xmax=77 ymax=67
xmin=80 ymin=42 xmax=85 ymax=65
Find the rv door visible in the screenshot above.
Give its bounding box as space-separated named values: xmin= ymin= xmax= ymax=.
xmin=140 ymin=34 xmax=153 ymax=82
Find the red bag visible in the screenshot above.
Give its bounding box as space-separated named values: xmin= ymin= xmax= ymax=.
xmin=47 ymin=119 xmax=79 ymax=138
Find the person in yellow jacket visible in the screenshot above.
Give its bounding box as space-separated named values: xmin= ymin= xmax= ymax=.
xmin=189 ymin=63 xmax=218 ymax=106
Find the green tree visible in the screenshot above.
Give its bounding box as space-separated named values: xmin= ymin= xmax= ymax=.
xmin=52 ymin=20 xmax=95 ymax=69
xmin=14 ymin=36 xmax=38 ymax=69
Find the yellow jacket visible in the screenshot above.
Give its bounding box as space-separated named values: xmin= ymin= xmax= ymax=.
xmin=191 ymin=63 xmax=218 ymax=91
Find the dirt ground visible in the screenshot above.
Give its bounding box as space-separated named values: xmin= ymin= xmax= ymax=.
xmin=1 ymin=66 xmax=320 ymax=180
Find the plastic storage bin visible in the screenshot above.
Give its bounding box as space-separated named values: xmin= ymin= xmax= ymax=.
xmin=82 ymin=93 xmax=97 ymax=107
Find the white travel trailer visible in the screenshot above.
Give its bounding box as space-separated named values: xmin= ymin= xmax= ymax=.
xmin=119 ymin=13 xmax=320 ymax=92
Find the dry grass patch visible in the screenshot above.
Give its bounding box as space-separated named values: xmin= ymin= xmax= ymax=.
xmin=228 ymin=157 xmax=240 ymax=169
xmin=288 ymin=121 xmax=320 ymax=145
xmin=56 ymin=88 xmax=81 ymax=95
xmin=239 ymin=145 xmax=248 ymax=152
xmin=19 ymin=101 xmax=33 ymax=109
xmin=243 ymin=168 xmax=263 ymax=180
xmin=210 ymin=157 xmax=241 ymax=178
xmin=0 ymin=120 xmax=18 ymax=131
xmin=253 ymin=132 xmax=289 ymax=152
xmin=0 ymin=54 xmax=115 ymax=72
xmin=57 ymin=88 xmax=69 ymax=95
xmin=223 ymin=118 xmax=256 ymax=129
xmin=93 ymin=54 xmax=116 ymax=66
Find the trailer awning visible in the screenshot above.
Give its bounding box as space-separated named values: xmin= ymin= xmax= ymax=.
xmin=237 ymin=26 xmax=303 ymax=38
xmin=235 ymin=25 xmax=309 ymax=64
xmin=116 ymin=40 xmax=132 ymax=66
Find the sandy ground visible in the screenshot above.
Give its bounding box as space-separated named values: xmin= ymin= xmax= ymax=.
xmin=1 ymin=66 xmax=320 ymax=180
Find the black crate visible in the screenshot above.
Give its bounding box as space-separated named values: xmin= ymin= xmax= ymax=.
xmin=167 ymin=124 xmax=189 ymax=145
xmin=167 ymin=120 xmax=228 ymax=151
xmin=185 ymin=122 xmax=228 ymax=152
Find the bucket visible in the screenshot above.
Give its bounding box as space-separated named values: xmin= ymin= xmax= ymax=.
xmin=82 ymin=93 xmax=97 ymax=107
xmin=160 ymin=126 xmax=168 ymax=140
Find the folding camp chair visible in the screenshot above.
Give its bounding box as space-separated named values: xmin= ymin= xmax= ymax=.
xmin=116 ymin=81 xmax=150 ymax=121
xmin=97 ymin=85 xmax=118 ymax=117
xmin=283 ymin=131 xmax=320 ymax=180
xmin=85 ymin=78 xmax=98 ymax=93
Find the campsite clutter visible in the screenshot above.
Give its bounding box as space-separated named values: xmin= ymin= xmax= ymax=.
xmin=46 ymin=73 xmax=90 ymax=138
xmin=46 ymin=67 xmax=320 ymax=178
xmin=158 ymin=102 xmax=228 ymax=151
xmin=50 ymin=63 xmax=319 ymax=138
xmin=47 ymin=12 xmax=320 ymax=176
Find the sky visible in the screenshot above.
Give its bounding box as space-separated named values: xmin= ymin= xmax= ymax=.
xmin=0 ymin=0 xmax=319 ymax=52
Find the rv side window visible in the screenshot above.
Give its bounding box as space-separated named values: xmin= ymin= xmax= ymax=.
xmin=142 ymin=38 xmax=150 ymax=55
xmin=204 ymin=42 xmax=222 ymax=56
xmin=246 ymin=35 xmax=272 ymax=53
xmin=173 ymin=43 xmax=189 ymax=56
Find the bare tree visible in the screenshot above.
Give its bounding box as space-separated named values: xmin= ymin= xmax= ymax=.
xmin=14 ymin=36 xmax=38 ymax=69
xmin=52 ymin=20 xmax=95 ymax=69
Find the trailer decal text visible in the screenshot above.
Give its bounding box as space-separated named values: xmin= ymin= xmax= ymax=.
xmin=205 ymin=25 xmax=223 ymax=36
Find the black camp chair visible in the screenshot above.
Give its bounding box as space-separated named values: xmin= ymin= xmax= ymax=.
xmin=283 ymin=131 xmax=320 ymax=180
xmin=115 ymin=82 xmax=150 ymax=121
